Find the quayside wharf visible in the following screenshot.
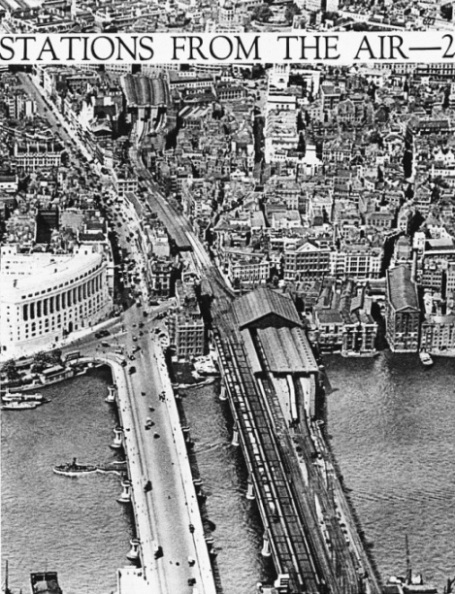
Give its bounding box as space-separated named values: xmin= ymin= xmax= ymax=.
xmin=211 ymin=286 xmax=382 ymax=594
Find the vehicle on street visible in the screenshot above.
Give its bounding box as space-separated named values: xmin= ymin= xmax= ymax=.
xmin=128 ymin=366 xmax=136 ymax=374
xmin=95 ymin=329 xmax=110 ymax=339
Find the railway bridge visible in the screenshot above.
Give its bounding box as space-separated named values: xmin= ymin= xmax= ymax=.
xmin=212 ymin=287 xmax=382 ymax=594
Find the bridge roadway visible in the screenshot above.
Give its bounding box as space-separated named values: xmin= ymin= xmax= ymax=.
xmin=64 ymin=306 xmax=216 ymax=594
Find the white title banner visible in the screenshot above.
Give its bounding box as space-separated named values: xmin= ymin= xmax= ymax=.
xmin=0 ymin=32 xmax=455 ymax=64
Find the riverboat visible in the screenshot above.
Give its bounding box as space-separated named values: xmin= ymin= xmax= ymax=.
xmin=2 ymin=392 xmax=46 ymax=403
xmin=419 ymin=351 xmax=434 ymax=367
xmin=2 ymin=400 xmax=42 ymax=410
xmin=385 ymin=537 xmax=438 ymax=594
xmin=30 ymin=571 xmax=63 ymax=594
xmin=53 ymin=458 xmax=97 ymax=477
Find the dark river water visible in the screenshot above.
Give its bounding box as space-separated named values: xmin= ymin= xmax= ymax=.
xmin=324 ymin=352 xmax=455 ymax=589
xmin=3 ymin=353 xmax=454 ymax=593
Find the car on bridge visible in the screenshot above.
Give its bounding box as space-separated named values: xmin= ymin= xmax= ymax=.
xmin=95 ymin=329 xmax=110 ymax=339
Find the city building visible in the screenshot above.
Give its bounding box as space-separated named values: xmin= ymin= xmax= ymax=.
xmin=0 ymin=245 xmax=113 ymax=360
xmin=168 ymin=280 xmax=205 ymax=360
xmin=421 ymin=314 xmax=455 ymax=354
xmin=284 ymin=241 xmax=331 ymax=281
xmin=385 ymin=265 xmax=420 ymax=352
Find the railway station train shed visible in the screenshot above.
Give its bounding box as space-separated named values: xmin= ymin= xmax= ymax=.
xmin=120 ymin=74 xmax=169 ymax=127
xmin=232 ymin=287 xmax=318 ymax=376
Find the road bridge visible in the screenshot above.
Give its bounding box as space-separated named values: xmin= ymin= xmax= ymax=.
xmin=86 ymin=333 xmax=217 ymax=594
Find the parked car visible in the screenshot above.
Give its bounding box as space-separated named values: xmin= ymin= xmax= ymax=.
xmin=128 ymin=366 xmax=136 ymax=375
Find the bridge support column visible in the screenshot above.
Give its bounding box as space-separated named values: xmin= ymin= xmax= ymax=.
xmin=126 ymin=538 xmax=141 ymax=562
xmin=182 ymin=426 xmax=193 ymax=447
xmin=117 ymin=479 xmax=132 ymax=503
xmin=105 ymin=384 xmax=117 ymax=403
xmin=219 ymin=384 xmax=227 ymax=401
xmin=205 ymin=534 xmax=215 ymax=555
xmin=193 ymin=477 xmax=203 ymax=495
xmin=261 ymin=532 xmax=271 ymax=557
xmin=231 ymin=424 xmax=239 ymax=447
xmin=246 ymin=477 xmax=255 ymax=500
xmin=110 ymin=426 xmax=124 ymax=449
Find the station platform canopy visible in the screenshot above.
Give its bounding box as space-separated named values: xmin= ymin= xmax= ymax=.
xmin=256 ymin=326 xmax=318 ymax=375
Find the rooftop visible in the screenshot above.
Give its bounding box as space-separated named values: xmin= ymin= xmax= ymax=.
xmin=256 ymin=326 xmax=318 ymax=374
xmin=234 ymin=286 xmax=302 ymax=330
xmin=387 ymin=265 xmax=419 ymax=312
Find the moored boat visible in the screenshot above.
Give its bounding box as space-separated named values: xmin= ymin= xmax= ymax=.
xmin=30 ymin=571 xmax=63 ymax=594
xmin=2 ymin=400 xmax=41 ymax=410
xmin=2 ymin=392 xmax=46 ymax=403
xmin=419 ymin=351 xmax=433 ymax=367
xmin=384 ymin=536 xmax=438 ymax=594
xmin=53 ymin=458 xmax=97 ymax=477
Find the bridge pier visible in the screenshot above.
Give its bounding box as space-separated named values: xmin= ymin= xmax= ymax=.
xmin=105 ymin=384 xmax=117 ymax=403
xmin=261 ymin=532 xmax=272 ymax=557
xmin=219 ymin=384 xmax=228 ymax=401
xmin=117 ymin=479 xmax=132 ymax=503
xmin=246 ymin=477 xmax=255 ymax=500
xmin=193 ymin=477 xmax=203 ymax=495
xmin=181 ymin=425 xmax=193 ymax=447
xmin=126 ymin=538 xmax=141 ymax=562
xmin=110 ymin=426 xmax=124 ymax=449
xmin=231 ymin=424 xmax=239 ymax=447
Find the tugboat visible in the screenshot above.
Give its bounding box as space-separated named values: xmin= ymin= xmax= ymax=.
xmin=53 ymin=457 xmax=97 ymax=477
xmin=419 ymin=351 xmax=434 ymax=367
xmin=384 ymin=537 xmax=438 ymax=594
xmin=30 ymin=571 xmax=62 ymax=594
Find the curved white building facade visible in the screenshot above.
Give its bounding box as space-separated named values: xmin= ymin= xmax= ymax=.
xmin=0 ymin=246 xmax=113 ymax=360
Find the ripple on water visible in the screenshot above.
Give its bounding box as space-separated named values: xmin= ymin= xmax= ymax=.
xmin=325 ymin=353 xmax=455 ymax=589
xmin=1 ymin=367 xmax=134 ymax=594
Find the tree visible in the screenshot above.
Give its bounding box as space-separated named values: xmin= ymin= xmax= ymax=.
xmin=2 ymin=360 xmax=19 ymax=381
xmin=285 ymin=2 xmax=301 ymax=23
xmin=252 ymin=4 xmax=273 ymax=22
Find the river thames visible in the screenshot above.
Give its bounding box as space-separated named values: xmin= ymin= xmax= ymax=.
xmin=325 ymin=352 xmax=455 ymax=589
xmin=2 ymin=354 xmax=455 ymax=592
